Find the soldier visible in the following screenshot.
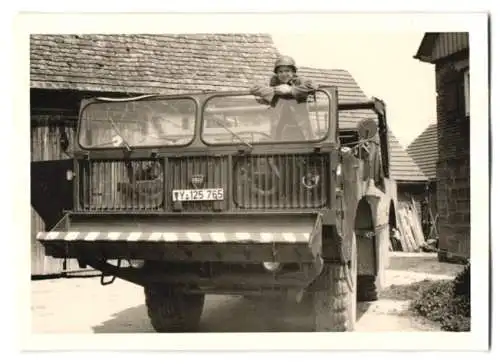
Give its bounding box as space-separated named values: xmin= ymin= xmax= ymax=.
xmin=250 ymin=55 xmax=318 ymax=103
xmin=250 ymin=55 xmax=318 ymax=141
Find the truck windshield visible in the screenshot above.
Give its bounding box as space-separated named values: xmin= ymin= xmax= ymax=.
xmin=202 ymin=91 xmax=330 ymax=144
xmin=78 ymin=97 xmax=196 ymax=149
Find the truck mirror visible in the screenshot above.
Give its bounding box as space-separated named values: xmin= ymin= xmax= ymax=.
xmin=58 ymin=125 xmax=74 ymax=159
xmin=357 ymin=118 xmax=378 ymax=140
xmin=59 ymin=126 xmax=69 ymax=152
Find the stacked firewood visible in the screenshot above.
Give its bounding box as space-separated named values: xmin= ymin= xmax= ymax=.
xmin=391 ymin=198 xmax=426 ymax=252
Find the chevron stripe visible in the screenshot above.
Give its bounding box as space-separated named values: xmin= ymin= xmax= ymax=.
xmin=162 ymin=232 xmax=178 ymax=242
xmin=210 ymin=232 xmax=226 ymax=242
xmin=64 ymin=232 xmax=80 ymax=241
xmin=148 ymin=232 xmax=163 ymax=241
xmin=127 ymin=232 xmax=142 ymax=241
xmin=185 ymin=232 xmax=202 ymax=242
xmin=46 ymin=231 xmax=60 ymax=240
xmin=260 ymin=233 xmax=274 ymax=243
xmin=84 ymin=232 xmax=100 ymax=241
xmin=107 ymin=232 xmax=122 ymax=240
xmin=282 ymin=233 xmax=297 ymax=242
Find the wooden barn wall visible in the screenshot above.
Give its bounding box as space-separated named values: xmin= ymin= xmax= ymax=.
xmin=31 ymin=90 xmax=84 ymax=276
xmin=31 ymin=99 xmax=78 ymax=276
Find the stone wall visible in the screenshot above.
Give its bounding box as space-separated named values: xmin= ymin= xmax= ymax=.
xmin=434 ymin=53 xmax=470 ymax=260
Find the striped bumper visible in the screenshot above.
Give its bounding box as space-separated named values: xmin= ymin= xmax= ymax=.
xmin=35 ymin=212 xmax=323 ymax=262
xmin=36 ymin=230 xmax=311 ymax=244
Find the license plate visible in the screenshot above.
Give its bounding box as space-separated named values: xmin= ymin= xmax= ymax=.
xmin=172 ymin=188 xmax=224 ymax=202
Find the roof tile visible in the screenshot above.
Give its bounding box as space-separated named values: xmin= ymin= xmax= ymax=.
xmin=406 ymin=123 xmax=438 ymax=179
xmin=30 ymin=34 xmax=279 ymax=93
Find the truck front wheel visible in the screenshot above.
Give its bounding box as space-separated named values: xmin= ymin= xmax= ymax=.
xmin=144 ymin=285 xmax=205 ymax=333
xmin=309 ymin=235 xmax=357 ymax=331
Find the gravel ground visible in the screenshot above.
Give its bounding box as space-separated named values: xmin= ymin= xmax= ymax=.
xmin=31 ymin=252 xmax=465 ymax=333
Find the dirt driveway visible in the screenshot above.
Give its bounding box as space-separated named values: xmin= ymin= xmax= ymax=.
xmin=31 ymin=252 xmax=464 ymax=333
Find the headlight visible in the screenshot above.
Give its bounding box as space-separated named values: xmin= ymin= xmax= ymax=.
xmin=66 ymin=170 xmax=75 ymax=181
xmin=128 ymin=259 xmax=145 ymax=269
xmin=262 ymin=261 xmax=282 ymax=272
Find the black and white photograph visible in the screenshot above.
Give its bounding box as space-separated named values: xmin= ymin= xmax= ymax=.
xmin=11 ymin=10 xmax=490 ymax=353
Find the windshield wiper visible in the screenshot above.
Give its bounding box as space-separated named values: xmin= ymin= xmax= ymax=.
xmin=106 ymin=116 xmax=132 ymax=152
xmin=210 ymin=117 xmax=253 ymax=150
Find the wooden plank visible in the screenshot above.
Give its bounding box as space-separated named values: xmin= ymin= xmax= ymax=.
xmin=399 ymin=207 xmax=418 ymax=251
xmin=396 ymin=208 xmax=411 ymax=252
xmin=406 ymin=207 xmax=420 ymax=251
xmin=400 ymin=203 xmax=415 ymax=252
xmin=411 ymin=198 xmax=427 ymax=246
xmin=402 ymin=203 xmax=422 ymax=250
xmin=400 ymin=209 xmax=413 ymax=251
xmin=395 ymin=210 xmax=406 ymax=251
xmin=408 ymin=209 xmax=422 ymax=248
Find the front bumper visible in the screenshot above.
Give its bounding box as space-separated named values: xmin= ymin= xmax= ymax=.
xmin=36 ymin=212 xmax=323 ymax=264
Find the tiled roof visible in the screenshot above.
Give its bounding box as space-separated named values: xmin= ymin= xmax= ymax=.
xmin=388 ymin=129 xmax=428 ymax=182
xmin=406 ymin=123 xmax=438 ymax=179
xmin=30 ymin=34 xmax=280 ymax=94
xmin=30 ymin=34 xmax=427 ymax=182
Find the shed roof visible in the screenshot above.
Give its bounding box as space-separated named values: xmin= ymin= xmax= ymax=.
xmin=414 ymin=32 xmax=469 ymax=64
xmin=406 ymin=123 xmax=438 ymax=179
xmin=30 ymin=33 xmax=427 ymax=182
xmin=414 ymin=33 xmax=440 ymax=63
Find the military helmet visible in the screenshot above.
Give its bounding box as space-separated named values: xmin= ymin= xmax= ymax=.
xmin=274 ymin=55 xmax=297 ymax=73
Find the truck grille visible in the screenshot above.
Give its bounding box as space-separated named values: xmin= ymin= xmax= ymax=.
xmin=233 ymin=153 xmax=329 ymax=209
xmin=79 ymin=159 xmax=164 ymax=211
xmin=77 ymin=154 xmax=329 ymax=212
xmin=168 ymin=156 xmax=229 ymax=212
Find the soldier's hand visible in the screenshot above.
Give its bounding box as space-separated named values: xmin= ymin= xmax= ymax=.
xmin=274 ymin=84 xmax=292 ymax=95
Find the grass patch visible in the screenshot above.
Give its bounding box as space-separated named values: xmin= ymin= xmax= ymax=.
xmin=409 ymin=264 xmax=471 ymax=332
xmin=379 ymin=264 xmax=471 ymax=331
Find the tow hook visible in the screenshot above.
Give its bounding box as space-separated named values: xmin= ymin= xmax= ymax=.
xmin=100 ymin=259 xmax=121 ymax=286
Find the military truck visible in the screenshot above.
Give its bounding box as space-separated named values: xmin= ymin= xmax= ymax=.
xmin=34 ymin=85 xmax=396 ymax=332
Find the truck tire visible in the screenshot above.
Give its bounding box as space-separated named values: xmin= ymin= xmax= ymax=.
xmin=309 ymin=236 xmax=357 ymax=331
xmin=144 ymin=285 xmax=205 ymax=333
